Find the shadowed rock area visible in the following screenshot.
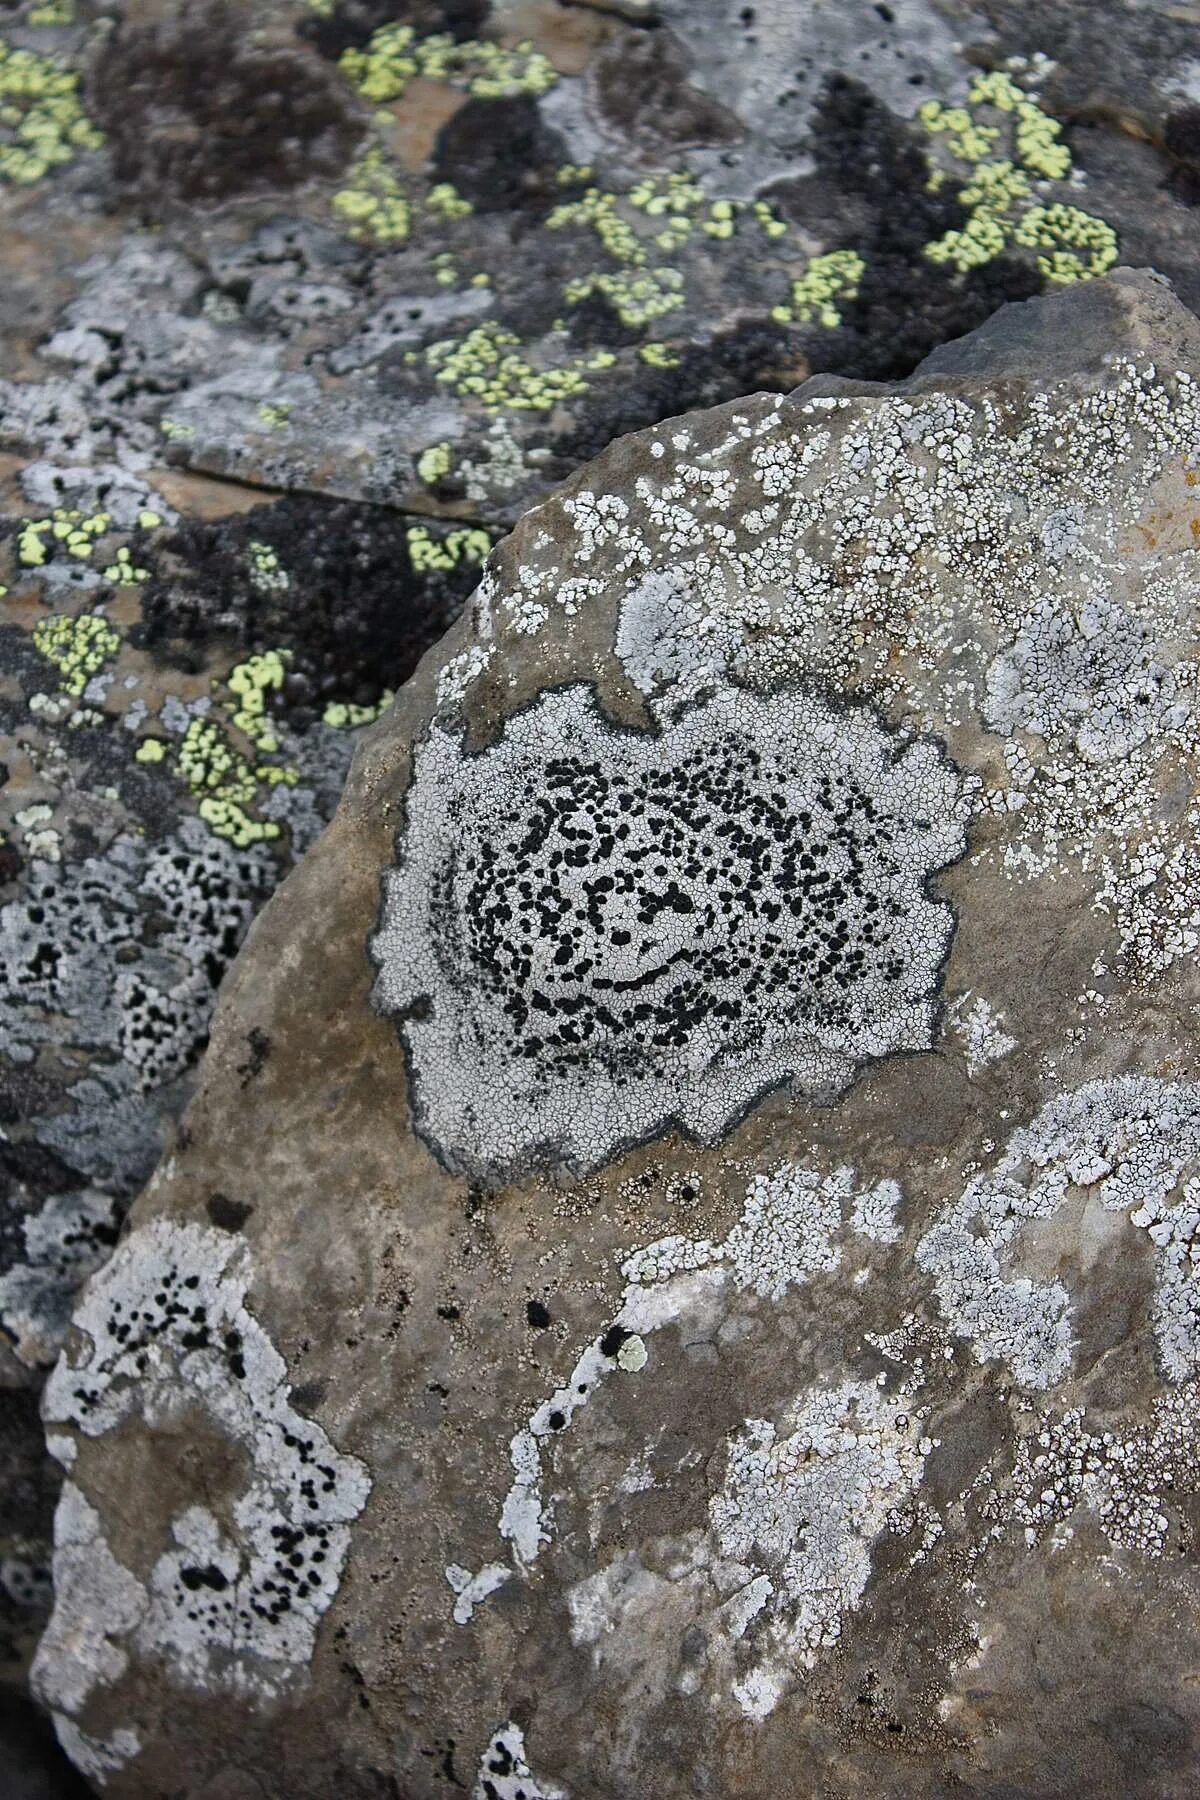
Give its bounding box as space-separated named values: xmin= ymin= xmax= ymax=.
xmin=30 ymin=269 xmax=1200 ymax=1797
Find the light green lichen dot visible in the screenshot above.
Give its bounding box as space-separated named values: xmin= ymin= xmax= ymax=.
xmin=1012 ymin=202 xmax=1119 ymax=283
xmin=427 ymin=182 xmax=473 ymax=221
xmin=639 ymin=341 xmax=679 ymax=369
xmin=256 ymin=401 xmax=292 ymax=430
xmin=247 ymin=541 xmax=289 ymax=595
xmin=28 ymin=1 xmax=76 ymax=25
xmin=101 ymin=544 xmax=149 ymax=585
xmin=160 ymin=419 xmax=196 ymax=441
xmin=333 ymin=145 xmax=410 ymax=244
xmin=18 ymin=508 xmax=110 ymax=567
xmin=0 ymin=37 xmax=103 ymax=185
xmin=176 ymin=716 xmax=289 ymax=849
xmin=32 ymin=611 xmax=119 ymax=697
xmin=773 ymin=250 xmax=866 ymax=329
xmin=226 ymin=650 xmax=289 ymax=753
xmin=416 ymin=441 xmax=454 ymax=485
xmin=406 ymin=524 xmax=491 ymax=572
xmin=134 ymin=737 xmax=167 ymax=764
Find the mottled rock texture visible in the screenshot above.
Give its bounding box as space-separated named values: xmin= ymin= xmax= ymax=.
xmin=33 ymin=270 xmax=1200 ymax=1798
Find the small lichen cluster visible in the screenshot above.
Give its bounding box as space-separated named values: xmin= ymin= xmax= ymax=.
xmin=339 ymin=25 xmax=557 ymax=105
xmin=332 ymin=144 xmax=411 ymax=244
xmin=32 ymin=611 xmax=119 ymax=698
xmin=918 ymin=1078 xmax=1200 ymax=1387
xmin=0 ymin=35 xmax=102 ymax=186
xmin=771 ymin=250 xmax=866 ymax=330
xmin=922 ymin=69 xmax=1118 ymax=284
xmin=419 ymin=320 xmax=614 ymax=413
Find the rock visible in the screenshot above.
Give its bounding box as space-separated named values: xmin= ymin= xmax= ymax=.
xmin=3 ymin=12 xmax=1199 ymax=1732
xmin=31 ymin=269 xmax=1200 ymax=1797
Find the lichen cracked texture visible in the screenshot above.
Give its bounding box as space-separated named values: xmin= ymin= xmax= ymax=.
xmin=372 ymin=681 xmax=966 ymax=1178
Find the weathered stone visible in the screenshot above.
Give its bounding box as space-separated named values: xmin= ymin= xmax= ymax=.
xmin=34 ymin=270 xmax=1200 ymax=1796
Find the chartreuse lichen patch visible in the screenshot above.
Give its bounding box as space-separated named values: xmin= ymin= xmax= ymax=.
xmin=35 ymin=1219 xmax=371 ymax=1762
xmin=0 ymin=35 xmax=102 ymax=185
xmin=921 ymin=67 xmax=1118 ymax=283
xmin=339 ymin=24 xmax=557 ymax=105
xmin=32 ymin=612 xmax=119 ymax=697
xmin=372 ymin=680 xmax=966 ymax=1180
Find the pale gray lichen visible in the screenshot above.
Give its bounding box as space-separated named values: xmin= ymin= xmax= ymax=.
xmin=0 ymin=1187 xmax=120 ymax=1367
xmin=710 ymin=1379 xmax=930 ymax=1719
xmin=917 ymin=1077 xmax=1200 ymax=1386
xmin=372 ymin=680 xmax=966 ymax=1179
xmin=492 ymin=1158 xmax=907 ymax=1574
xmin=36 ymin=1217 xmax=371 ymax=1761
xmin=474 ymin=1722 xmax=566 ymax=1800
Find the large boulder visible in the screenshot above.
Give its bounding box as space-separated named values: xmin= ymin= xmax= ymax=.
xmin=33 ymin=270 xmax=1200 ymax=1797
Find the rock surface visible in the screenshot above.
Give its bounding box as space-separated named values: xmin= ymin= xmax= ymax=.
xmin=31 ymin=269 xmax=1200 ymax=1797
xmin=3 ymin=4 xmax=1200 ymax=1756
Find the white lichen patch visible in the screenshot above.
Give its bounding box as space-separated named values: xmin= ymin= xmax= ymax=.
xmin=711 ymin=1380 xmax=930 ymax=1718
xmin=917 ymin=1077 xmax=1200 ymax=1386
xmin=1004 ymin=1379 xmax=1200 ymax=1558
xmin=475 ymin=1722 xmax=566 ymax=1800
xmin=464 ymin=357 xmax=1200 ymax=991
xmin=490 ymin=1159 xmax=904 ymax=1575
xmin=949 ymin=992 xmax=1017 ymax=1078
xmin=36 ymin=1219 xmax=371 ymax=1748
xmin=373 ymin=680 xmax=966 ymax=1179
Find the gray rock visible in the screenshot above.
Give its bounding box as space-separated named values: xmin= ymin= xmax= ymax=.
xmin=33 ymin=270 xmax=1200 ymax=1797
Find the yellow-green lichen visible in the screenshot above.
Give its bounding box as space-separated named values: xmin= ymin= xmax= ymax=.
xmin=159 ymin=419 xmax=195 ymax=441
xmin=421 ymin=322 xmax=606 ymax=414
xmin=563 ymin=266 xmax=684 ymax=329
xmin=427 ymin=181 xmax=473 ymax=221
xmin=333 ymin=144 xmax=410 ymax=243
xmin=416 ymin=441 xmax=454 ymax=484
xmin=28 ymin=1 xmax=75 ymax=24
xmin=921 ymin=68 xmax=1117 ymax=285
xmin=226 ymin=651 xmax=288 ymax=753
xmin=323 ymin=690 xmax=394 ymax=729
xmin=405 ymin=524 xmax=491 ymax=572
xmin=639 ymin=341 xmax=680 ymax=369
xmin=101 ymin=545 xmax=148 ymax=585
xmin=0 ymin=36 xmax=101 ymax=185
xmin=18 ymin=509 xmax=110 ymax=567
xmin=256 ymin=401 xmax=292 ymax=429
xmin=32 ymin=611 xmax=119 ymax=697
xmin=134 ymin=737 xmax=167 ymax=764
xmin=772 ymin=250 xmax=865 ymax=329
xmin=339 ymin=25 xmax=556 ymax=105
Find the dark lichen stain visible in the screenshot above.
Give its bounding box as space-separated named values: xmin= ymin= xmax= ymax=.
xmin=90 ymin=0 xmax=362 ymax=214
xmin=206 ymin=1193 xmax=254 ymax=1233
xmin=526 ymin=1298 xmax=552 ymax=1329
xmin=137 ymin=496 xmax=485 ymax=719
xmin=238 ymin=1027 xmax=272 ymax=1088
xmin=1164 ymin=107 xmax=1200 ymax=205
xmin=432 ymin=95 xmax=567 ymax=217
xmin=301 ymin=0 xmax=488 ymax=60
xmin=780 ymin=75 xmax=1042 ymax=382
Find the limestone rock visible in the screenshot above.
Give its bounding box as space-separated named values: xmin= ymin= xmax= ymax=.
xmin=30 ymin=269 xmax=1200 ymax=1797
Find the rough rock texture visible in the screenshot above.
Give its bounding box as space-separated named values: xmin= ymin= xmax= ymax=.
xmin=1 ymin=0 xmax=1199 ymax=1783
xmin=34 ymin=269 xmax=1200 ymax=1797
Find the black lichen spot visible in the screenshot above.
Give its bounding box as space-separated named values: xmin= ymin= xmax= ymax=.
xmin=206 ymin=1193 xmax=253 ymax=1233
xmin=432 ymin=95 xmax=566 ymax=217
xmin=237 ymin=1026 xmax=272 ymax=1088
xmin=90 ymin=1 xmax=362 ymax=214
xmin=136 ymin=495 xmax=483 ymax=720
xmin=437 ymin=1303 xmax=461 ymax=1321
xmin=1164 ymin=107 xmax=1200 ymax=205
xmin=599 ymin=1323 xmax=633 ymax=1359
xmin=526 ymin=1298 xmax=551 ymax=1329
